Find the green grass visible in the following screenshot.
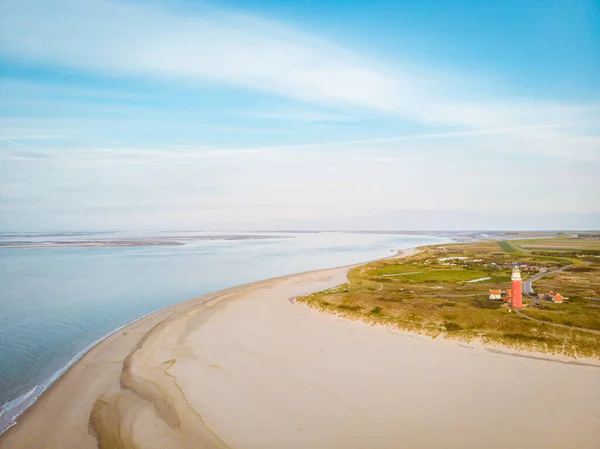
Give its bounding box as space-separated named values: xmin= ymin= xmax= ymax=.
xmin=518 ymin=238 xmax=600 ymax=251
xmin=488 ymin=275 xmax=511 ymax=283
xmin=391 ymin=269 xmax=491 ymax=283
xmin=370 ymin=264 xmax=425 ymax=276
xmin=499 ymin=240 xmax=522 ymax=253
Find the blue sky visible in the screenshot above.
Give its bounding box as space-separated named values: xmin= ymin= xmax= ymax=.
xmin=0 ymin=0 xmax=599 ymax=231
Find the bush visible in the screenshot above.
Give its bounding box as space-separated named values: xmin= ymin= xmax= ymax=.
xmin=337 ymin=304 xmax=362 ymax=311
xmin=370 ymin=306 xmax=383 ymax=314
xmin=473 ymin=299 xmax=502 ymax=309
xmin=439 ymin=302 xmax=456 ymax=308
xmin=565 ymin=266 xmax=594 ymax=273
xmin=444 ymin=321 xmax=463 ymax=332
xmin=503 ymin=333 xmax=545 ymax=342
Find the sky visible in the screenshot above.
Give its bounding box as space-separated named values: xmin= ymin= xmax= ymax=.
xmin=0 ymin=0 xmax=599 ymax=231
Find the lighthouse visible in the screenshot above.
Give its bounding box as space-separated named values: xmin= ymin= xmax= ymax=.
xmin=511 ymin=266 xmax=523 ymax=309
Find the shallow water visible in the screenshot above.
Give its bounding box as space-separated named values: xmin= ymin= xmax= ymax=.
xmin=0 ymin=231 xmax=446 ymax=432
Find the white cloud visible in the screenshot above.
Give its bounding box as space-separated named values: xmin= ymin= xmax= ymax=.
xmin=0 ymin=0 xmax=599 ymax=230
xmin=2 ymin=0 xmax=599 ymax=135
xmin=1 ymin=143 xmax=598 ymax=214
xmin=238 ymin=109 xmax=361 ymax=123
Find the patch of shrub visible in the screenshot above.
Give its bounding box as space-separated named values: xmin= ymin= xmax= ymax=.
xmin=370 ymin=306 xmax=383 ymax=314
xmin=438 ymin=302 xmax=456 ymax=308
xmin=337 ymin=304 xmax=362 ymax=311
xmin=503 ymin=333 xmax=545 ymax=342
xmin=379 ymin=296 xmax=404 ymax=302
xmin=444 ymin=321 xmax=463 ymax=332
xmin=565 ymin=266 xmax=594 ymax=273
xmin=473 ymin=299 xmax=502 ymax=309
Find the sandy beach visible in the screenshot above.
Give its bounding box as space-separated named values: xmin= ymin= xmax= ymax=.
xmin=1 ymin=248 xmax=599 ymax=449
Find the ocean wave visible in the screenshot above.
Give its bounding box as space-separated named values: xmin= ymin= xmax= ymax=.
xmin=0 ymin=309 xmax=158 ymax=436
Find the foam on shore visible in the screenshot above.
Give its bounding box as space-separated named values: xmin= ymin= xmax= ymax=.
xmin=0 ymin=309 xmax=161 ymax=436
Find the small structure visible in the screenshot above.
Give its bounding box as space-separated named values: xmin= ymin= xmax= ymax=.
xmin=503 ymin=290 xmax=512 ymax=303
xmin=489 ymin=289 xmax=502 ymax=300
xmin=539 ymin=291 xmax=565 ymax=304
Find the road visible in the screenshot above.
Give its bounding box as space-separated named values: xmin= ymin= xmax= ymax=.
xmin=518 ymin=263 xmax=600 ymax=335
xmin=523 ymin=265 xmax=571 ymax=295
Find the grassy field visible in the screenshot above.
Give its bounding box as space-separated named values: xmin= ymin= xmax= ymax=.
xmin=514 ymin=238 xmax=600 ymax=252
xmin=521 ymin=265 xmax=600 ymax=330
xmin=499 ymin=240 xmax=522 ymax=253
xmin=298 ymin=240 xmax=600 ymax=359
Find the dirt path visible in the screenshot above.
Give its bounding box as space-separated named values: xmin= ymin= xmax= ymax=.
xmin=514 ymin=309 xmax=600 ymax=335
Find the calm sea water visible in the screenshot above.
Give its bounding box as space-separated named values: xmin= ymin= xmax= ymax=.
xmin=0 ymin=231 xmax=446 ymax=432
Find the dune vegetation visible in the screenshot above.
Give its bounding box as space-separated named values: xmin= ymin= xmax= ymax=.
xmin=298 ymin=239 xmax=600 ymax=359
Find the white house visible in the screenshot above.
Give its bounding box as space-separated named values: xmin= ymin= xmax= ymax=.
xmin=489 ymin=289 xmax=502 ymax=300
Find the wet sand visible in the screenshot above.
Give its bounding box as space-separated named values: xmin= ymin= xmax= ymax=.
xmin=1 ymin=248 xmax=599 ymax=449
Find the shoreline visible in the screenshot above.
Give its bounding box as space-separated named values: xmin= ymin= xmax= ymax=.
xmin=0 ymin=308 xmax=162 ymax=435
xmin=0 ymin=266 xmax=363 ymax=448
xmin=0 ymin=247 xmax=416 ymax=444
xmin=0 ymin=242 xmax=183 ymax=248
xmin=0 ymin=235 xmax=295 ymax=249
xmin=2 ymin=245 xmax=599 ymax=448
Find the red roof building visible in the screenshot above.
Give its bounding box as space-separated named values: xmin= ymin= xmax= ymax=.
xmin=489 ymin=289 xmax=502 ymax=300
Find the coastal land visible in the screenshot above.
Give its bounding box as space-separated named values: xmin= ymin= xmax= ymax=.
xmin=0 ymin=241 xmax=184 ymax=248
xmin=301 ymin=238 xmax=600 ymax=358
xmin=1 ymin=244 xmax=600 ymax=448
xmin=0 ymin=234 xmax=292 ymax=249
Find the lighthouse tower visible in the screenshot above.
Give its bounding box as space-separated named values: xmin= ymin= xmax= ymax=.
xmin=511 ymin=266 xmax=523 ymax=309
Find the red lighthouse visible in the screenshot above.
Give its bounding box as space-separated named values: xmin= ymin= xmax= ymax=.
xmin=511 ymin=266 xmax=523 ymax=309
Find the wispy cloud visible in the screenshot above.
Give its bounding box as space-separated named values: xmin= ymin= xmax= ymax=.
xmin=245 ymin=124 xmax=563 ymax=149
xmin=2 ymin=0 xmax=598 ymax=134
xmin=238 ymin=109 xmax=361 ymax=123
xmin=0 ymin=0 xmax=598 ymax=230
xmin=1 ymin=141 xmax=598 ymax=231
xmin=228 ymin=124 xmax=598 ymax=161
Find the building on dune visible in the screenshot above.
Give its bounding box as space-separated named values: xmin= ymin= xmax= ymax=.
xmin=487 ymin=267 xmax=565 ymax=308
xmin=487 ymin=267 xmax=523 ymax=308
xmin=538 ymin=291 xmax=565 ymax=304
xmin=489 ymin=289 xmax=502 ymax=300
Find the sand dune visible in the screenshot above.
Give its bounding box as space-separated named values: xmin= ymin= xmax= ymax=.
xmin=1 ymin=249 xmax=599 ymax=448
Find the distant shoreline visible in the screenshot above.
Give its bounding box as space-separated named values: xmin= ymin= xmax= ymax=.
xmin=0 ymin=235 xmax=294 ymax=248
xmin=0 ymin=241 xmax=184 ymax=248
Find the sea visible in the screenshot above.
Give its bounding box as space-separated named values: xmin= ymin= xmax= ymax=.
xmin=0 ymin=231 xmax=448 ymax=433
